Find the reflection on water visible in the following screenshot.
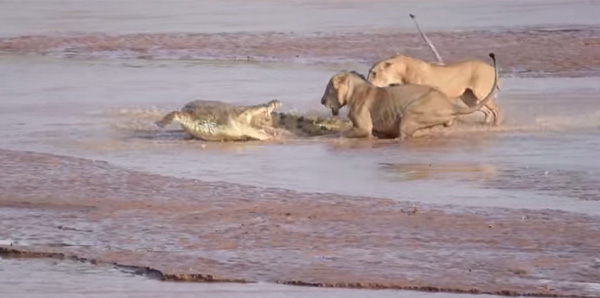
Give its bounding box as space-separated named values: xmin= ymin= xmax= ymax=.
xmin=380 ymin=162 xmax=497 ymax=182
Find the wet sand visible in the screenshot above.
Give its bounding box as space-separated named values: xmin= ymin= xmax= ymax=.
xmin=2 ymin=27 xmax=600 ymax=77
xmin=2 ymin=149 xmax=600 ymax=297
xmin=2 ymin=0 xmax=600 ymax=297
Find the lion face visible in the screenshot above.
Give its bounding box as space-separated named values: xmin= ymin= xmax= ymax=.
xmin=320 ymin=73 xmax=349 ymax=116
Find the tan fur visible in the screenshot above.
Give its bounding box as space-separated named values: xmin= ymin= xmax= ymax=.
xmin=321 ymin=54 xmax=498 ymax=140
xmin=367 ymin=54 xmax=502 ymax=125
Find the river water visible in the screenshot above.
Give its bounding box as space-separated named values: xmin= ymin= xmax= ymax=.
xmin=1 ymin=0 xmax=600 ymax=297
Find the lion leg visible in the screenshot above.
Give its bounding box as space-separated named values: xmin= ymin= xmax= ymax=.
xmin=343 ymin=127 xmax=372 ymax=138
xmin=493 ymin=107 xmax=504 ymax=126
xmin=471 ymin=88 xmax=503 ymax=126
xmin=481 ymin=106 xmax=495 ymax=124
xmin=489 ymin=94 xmax=504 ymax=125
xmin=155 ymin=111 xmax=181 ymax=128
xmin=482 ymin=99 xmax=503 ymax=126
xmin=399 ymin=117 xmax=419 ymax=141
xmin=344 ymin=111 xmax=373 ymax=138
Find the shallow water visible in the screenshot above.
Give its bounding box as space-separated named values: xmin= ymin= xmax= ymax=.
xmin=1 ymin=55 xmax=600 ymax=215
xmin=1 ymin=0 xmax=600 ymax=37
xmin=3 ymin=258 xmax=496 ymax=298
xmin=2 ymin=0 xmax=600 ymax=296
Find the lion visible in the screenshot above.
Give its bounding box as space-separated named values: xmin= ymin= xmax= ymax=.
xmin=367 ymin=54 xmax=502 ymax=125
xmin=366 ymin=15 xmax=502 ymax=126
xmin=320 ymin=53 xmax=498 ymax=141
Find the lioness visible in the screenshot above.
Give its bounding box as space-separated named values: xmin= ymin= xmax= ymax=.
xmin=320 ymin=53 xmax=498 ymax=141
xmin=367 ymin=54 xmax=502 ymax=126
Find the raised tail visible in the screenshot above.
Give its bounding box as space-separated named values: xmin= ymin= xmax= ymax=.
xmin=155 ymin=111 xmax=181 ymax=128
xmin=409 ymin=13 xmax=444 ymax=64
xmin=453 ymin=53 xmax=499 ymax=116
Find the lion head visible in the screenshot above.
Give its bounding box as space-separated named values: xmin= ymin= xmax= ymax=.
xmin=320 ymin=71 xmax=367 ymax=116
xmin=320 ymin=71 xmax=351 ymax=116
xmin=367 ymin=54 xmax=409 ymax=87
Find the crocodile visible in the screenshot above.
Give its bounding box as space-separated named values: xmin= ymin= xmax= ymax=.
xmin=156 ymin=99 xmax=352 ymax=141
xmin=270 ymin=111 xmax=352 ymax=137
xmin=155 ymin=99 xmax=281 ymax=141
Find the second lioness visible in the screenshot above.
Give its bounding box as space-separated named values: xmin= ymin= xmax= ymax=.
xmin=367 ymin=54 xmax=502 ymax=126
xmin=320 ymin=53 xmax=498 ymax=140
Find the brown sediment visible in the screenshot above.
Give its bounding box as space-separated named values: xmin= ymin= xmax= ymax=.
xmin=0 ymin=247 xmax=250 ymax=283
xmin=1 ymin=26 xmax=600 ymax=77
xmin=1 ymin=148 xmax=600 ymax=297
xmin=278 ymin=280 xmax=580 ymax=298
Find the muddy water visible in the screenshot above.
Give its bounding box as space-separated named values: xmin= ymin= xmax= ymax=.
xmin=3 ymin=258 xmax=483 ymax=298
xmin=1 ymin=54 xmax=600 ymax=215
xmin=2 ymin=0 xmax=600 ymax=37
xmin=2 ymin=0 xmax=600 ymax=297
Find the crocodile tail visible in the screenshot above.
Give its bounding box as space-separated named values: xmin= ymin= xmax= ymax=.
xmin=155 ymin=111 xmax=181 ymax=128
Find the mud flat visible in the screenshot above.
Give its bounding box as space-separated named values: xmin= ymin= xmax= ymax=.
xmin=1 ymin=149 xmax=600 ymax=297
xmin=2 ymin=27 xmax=600 ymax=78
xmin=2 ymin=0 xmax=600 ymax=77
xmin=2 ymin=0 xmax=600 ymax=296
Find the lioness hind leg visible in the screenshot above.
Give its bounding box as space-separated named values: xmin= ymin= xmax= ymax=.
xmin=470 ymin=88 xmax=503 ymax=126
xmin=490 ymin=100 xmax=504 ymax=125
xmin=481 ymin=100 xmax=503 ymax=125
xmin=481 ymin=107 xmax=495 ymax=124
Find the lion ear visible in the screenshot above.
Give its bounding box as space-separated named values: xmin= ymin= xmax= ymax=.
xmin=338 ymin=74 xmax=350 ymax=86
xmin=332 ymin=73 xmax=347 ymax=89
xmin=331 ymin=76 xmax=341 ymax=89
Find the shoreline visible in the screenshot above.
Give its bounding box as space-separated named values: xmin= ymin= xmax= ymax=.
xmin=0 ymin=247 xmax=591 ymax=298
